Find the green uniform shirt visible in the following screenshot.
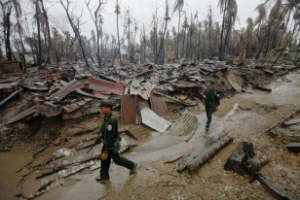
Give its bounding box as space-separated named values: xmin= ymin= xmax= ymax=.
xmin=101 ymin=113 xmax=120 ymax=153
xmin=204 ymin=89 xmax=222 ymax=107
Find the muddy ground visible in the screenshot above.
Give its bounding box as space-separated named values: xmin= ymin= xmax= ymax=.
xmin=0 ymin=72 xmax=299 ymax=200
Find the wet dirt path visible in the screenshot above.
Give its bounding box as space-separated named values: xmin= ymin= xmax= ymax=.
xmin=0 ymin=72 xmax=299 ymax=200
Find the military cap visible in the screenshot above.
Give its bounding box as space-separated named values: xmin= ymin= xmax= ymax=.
xmin=100 ymin=100 xmax=114 ymax=108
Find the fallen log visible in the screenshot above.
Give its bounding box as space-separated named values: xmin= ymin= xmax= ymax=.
xmin=187 ymin=136 xmax=233 ymax=172
xmin=177 ymin=137 xmax=217 ymax=172
xmin=256 ymin=174 xmax=300 ymax=200
xmin=224 ymin=142 xmax=254 ymax=175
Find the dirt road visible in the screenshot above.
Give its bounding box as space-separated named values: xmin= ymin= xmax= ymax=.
xmin=0 ymin=72 xmax=299 ymax=200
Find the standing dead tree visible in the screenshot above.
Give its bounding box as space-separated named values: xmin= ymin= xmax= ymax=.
xmin=35 ymin=0 xmax=42 ymax=67
xmin=140 ymin=24 xmax=147 ymax=62
xmin=40 ymin=0 xmax=51 ymax=65
xmin=59 ymin=0 xmax=90 ymax=68
xmin=115 ymin=0 xmax=121 ymax=61
xmin=173 ymin=0 xmax=184 ymax=59
xmin=158 ymin=0 xmax=171 ymax=64
xmin=218 ymin=0 xmax=238 ymax=61
xmin=151 ymin=9 xmax=158 ymax=63
xmin=0 ymin=0 xmax=22 ymax=61
xmin=85 ymin=0 xmax=107 ymax=67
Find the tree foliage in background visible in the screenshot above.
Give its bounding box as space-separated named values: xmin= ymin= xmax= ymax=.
xmin=0 ymin=0 xmax=299 ymax=65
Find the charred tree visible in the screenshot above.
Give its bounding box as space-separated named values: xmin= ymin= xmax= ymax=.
xmin=115 ymin=0 xmax=121 ymax=61
xmin=86 ymin=0 xmax=107 ymax=67
xmin=40 ymin=0 xmax=51 ymax=65
xmin=59 ymin=0 xmax=91 ymax=69
xmin=35 ymin=0 xmax=42 ymax=67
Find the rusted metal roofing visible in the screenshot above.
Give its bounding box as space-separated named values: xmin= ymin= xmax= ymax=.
xmin=49 ymin=80 xmax=85 ymax=101
xmin=150 ymin=94 xmax=169 ymax=119
xmin=76 ymin=89 xmax=110 ymax=100
xmin=62 ymin=100 xmax=100 ymax=120
xmin=86 ymin=77 xmax=125 ymax=96
xmin=167 ymin=112 xmax=198 ymax=141
xmin=121 ymin=95 xmax=141 ymax=125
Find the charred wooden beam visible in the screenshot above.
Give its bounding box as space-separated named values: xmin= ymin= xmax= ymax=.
xmin=224 ymin=142 xmax=254 ymax=175
xmin=177 ymin=135 xmax=233 ymax=172
xmin=187 ymin=136 xmax=233 ymax=172
xmin=177 ymin=137 xmax=217 ymax=172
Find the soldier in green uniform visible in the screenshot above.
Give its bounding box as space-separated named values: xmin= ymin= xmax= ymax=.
xmin=204 ymin=81 xmax=223 ymax=132
xmin=95 ymin=101 xmax=137 ymax=181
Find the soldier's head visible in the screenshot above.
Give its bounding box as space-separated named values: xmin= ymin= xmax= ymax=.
xmin=100 ymin=101 xmax=113 ymax=115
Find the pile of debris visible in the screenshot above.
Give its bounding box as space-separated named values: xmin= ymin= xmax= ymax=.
xmin=0 ymin=60 xmax=299 ymax=147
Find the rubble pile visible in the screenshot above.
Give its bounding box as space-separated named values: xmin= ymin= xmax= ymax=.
xmin=0 ymin=59 xmax=299 ymax=200
xmin=0 ymin=60 xmax=299 ymax=148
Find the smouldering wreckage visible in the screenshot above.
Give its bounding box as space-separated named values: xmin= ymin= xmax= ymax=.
xmin=0 ymin=60 xmax=300 ymax=199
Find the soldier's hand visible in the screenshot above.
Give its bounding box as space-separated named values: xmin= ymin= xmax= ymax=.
xmin=101 ymin=152 xmax=108 ymax=161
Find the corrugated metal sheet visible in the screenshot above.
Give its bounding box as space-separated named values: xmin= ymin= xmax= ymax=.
xmin=141 ymin=107 xmax=171 ymax=133
xmin=167 ymin=112 xmax=198 ymax=141
xmin=76 ymin=89 xmax=110 ymax=100
xmin=150 ymin=94 xmax=169 ymax=119
xmin=86 ymin=77 xmax=125 ymax=95
xmin=121 ymin=95 xmax=140 ymax=125
xmin=49 ymin=80 xmax=84 ymax=101
xmin=62 ymin=100 xmax=100 ymax=120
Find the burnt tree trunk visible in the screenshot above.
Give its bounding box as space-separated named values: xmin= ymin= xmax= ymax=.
xmin=40 ymin=0 xmax=51 ymax=65
xmin=5 ymin=12 xmax=12 ymax=61
xmin=60 ymin=0 xmax=90 ymax=69
xmin=36 ymin=0 xmax=42 ymax=67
